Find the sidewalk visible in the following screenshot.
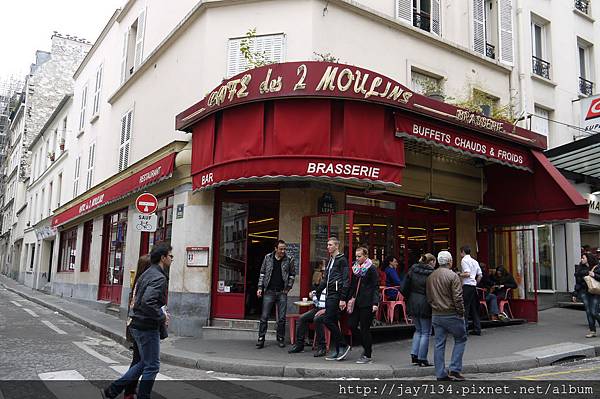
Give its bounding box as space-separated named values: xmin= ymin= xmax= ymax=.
xmin=2 ymin=274 xmax=600 ymax=378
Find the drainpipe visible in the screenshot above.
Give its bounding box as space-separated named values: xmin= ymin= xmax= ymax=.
xmin=515 ymin=0 xmax=527 ymax=123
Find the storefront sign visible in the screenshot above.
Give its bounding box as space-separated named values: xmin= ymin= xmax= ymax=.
xmin=395 ymin=114 xmax=532 ymax=171
xmin=35 ymin=226 xmax=57 ymax=240
xmin=51 ymin=153 xmax=176 ymax=227
xmin=134 ymin=213 xmax=158 ymax=232
xmin=587 ymin=193 xmax=600 ymax=215
xmin=581 ymin=94 xmax=600 ymax=134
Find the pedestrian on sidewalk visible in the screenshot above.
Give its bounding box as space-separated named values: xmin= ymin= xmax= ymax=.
xmin=401 ymin=253 xmax=435 ymax=367
xmin=102 ymin=243 xmax=172 ymax=399
xmin=123 ymin=254 xmax=152 ymax=399
xmin=347 ymin=246 xmax=379 ymax=364
xmin=573 ymin=253 xmax=600 ymax=338
xmin=459 ymin=245 xmax=482 ymax=336
xmin=427 ymin=250 xmax=467 ymax=381
xmin=477 ymin=263 xmax=499 ymax=321
xmin=256 ymin=240 xmax=296 ymax=349
xmin=317 ymin=237 xmax=351 ymax=361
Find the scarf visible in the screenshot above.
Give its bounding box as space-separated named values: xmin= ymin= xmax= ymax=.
xmin=352 ymin=258 xmax=372 ymax=277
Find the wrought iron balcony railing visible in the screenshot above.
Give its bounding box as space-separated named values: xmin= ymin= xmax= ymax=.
xmin=486 ymin=43 xmax=496 ymax=59
xmin=575 ymin=0 xmax=590 ymax=14
xmin=580 ymin=77 xmax=594 ymax=96
xmin=532 ymin=56 xmax=550 ymax=79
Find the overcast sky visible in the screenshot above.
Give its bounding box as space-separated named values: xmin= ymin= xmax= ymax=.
xmin=1 ymin=0 xmax=124 ymax=79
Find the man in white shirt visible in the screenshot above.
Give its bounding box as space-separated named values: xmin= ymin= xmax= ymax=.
xmin=459 ymin=245 xmax=482 ymax=336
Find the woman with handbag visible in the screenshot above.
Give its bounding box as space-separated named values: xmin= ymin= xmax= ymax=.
xmin=347 ymin=246 xmax=380 ymax=364
xmin=573 ymin=253 xmax=600 ymax=338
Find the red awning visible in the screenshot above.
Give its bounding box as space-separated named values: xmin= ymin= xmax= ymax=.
xmin=480 ymin=150 xmax=588 ymax=226
xmin=51 ymin=153 xmax=176 ymax=227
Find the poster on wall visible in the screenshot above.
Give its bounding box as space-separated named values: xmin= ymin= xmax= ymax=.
xmin=286 ymin=243 xmax=300 ymax=278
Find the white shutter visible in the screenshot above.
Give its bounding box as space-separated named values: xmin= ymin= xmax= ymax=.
xmin=395 ymin=0 xmax=412 ymax=23
xmin=73 ymin=156 xmax=80 ymax=197
xmin=119 ymin=111 xmax=132 ymax=172
xmin=533 ymin=106 xmax=549 ymax=136
xmin=78 ymin=85 xmax=87 ymax=131
xmin=93 ymin=66 xmax=102 ymax=115
xmin=498 ymin=0 xmax=514 ymax=65
xmin=120 ymin=32 xmax=128 ymax=83
xmin=473 ymin=0 xmax=485 ymax=55
xmin=226 ymin=34 xmax=285 ymax=78
xmin=227 ymin=38 xmax=243 ymax=78
xmin=431 ymin=0 xmax=441 ymax=36
xmin=134 ymin=9 xmax=146 ymax=68
xmin=86 ymin=143 xmax=95 ymax=190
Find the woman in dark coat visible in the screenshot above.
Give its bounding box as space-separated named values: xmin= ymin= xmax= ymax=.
xmin=401 ymin=253 xmax=435 ymax=367
xmin=573 ymin=253 xmax=600 ymax=338
xmin=347 ymin=246 xmax=380 ymax=364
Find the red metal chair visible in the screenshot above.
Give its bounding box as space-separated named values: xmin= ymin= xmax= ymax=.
xmin=498 ymin=288 xmax=513 ymax=318
xmin=377 ymin=286 xmax=397 ymax=323
xmin=476 ymin=287 xmax=489 ymax=319
xmin=388 ymin=291 xmax=411 ymax=325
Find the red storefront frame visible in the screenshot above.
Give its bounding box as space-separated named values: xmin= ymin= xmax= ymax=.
xmin=98 ymin=208 xmax=128 ymax=304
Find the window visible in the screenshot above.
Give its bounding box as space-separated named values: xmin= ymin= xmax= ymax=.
xmin=531 ymin=19 xmax=550 ymax=79
xmin=92 ymin=65 xmax=103 ymax=116
xmin=578 ymin=43 xmax=593 ymax=96
xmin=85 ymin=143 xmax=95 ymax=190
xmin=473 ymin=0 xmax=513 ymax=64
xmin=119 ymin=110 xmax=132 ymax=172
xmin=121 ymin=10 xmax=146 ymax=83
xmin=31 ymin=153 xmax=37 ymax=180
xmin=40 ymin=188 xmax=45 ymax=220
xmin=532 ymin=106 xmax=550 ymax=137
xmin=575 ymin=0 xmax=590 ymax=14
xmin=537 ymin=225 xmax=554 ymax=290
xmin=45 ymin=138 xmax=51 ymax=167
xmin=56 ymin=173 xmax=62 ymax=207
xmin=61 ymin=117 xmax=67 ymax=150
xmin=411 ymin=70 xmax=443 ymax=96
xmin=471 ymin=89 xmax=499 ymax=117
xmin=73 ymin=156 xmax=81 ymax=197
xmin=52 ymin=129 xmax=58 ymax=156
xmin=47 ymin=181 xmax=53 ymax=215
xmin=33 ymin=194 xmax=38 ymax=223
xmin=29 ymin=245 xmax=35 ymax=270
xmin=395 ymin=0 xmax=441 ymax=36
xmin=79 ymin=84 xmax=87 ymax=132
xmin=144 ymin=193 xmax=174 ymax=251
xmin=58 ymin=227 xmax=77 ymax=272
xmin=81 ymin=220 xmax=93 ymax=272
xmin=226 ymin=33 xmax=285 ymax=78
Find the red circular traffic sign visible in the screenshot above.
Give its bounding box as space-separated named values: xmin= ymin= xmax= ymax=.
xmin=136 ymin=193 xmax=158 ymax=214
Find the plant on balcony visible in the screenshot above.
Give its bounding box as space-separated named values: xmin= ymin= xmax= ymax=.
xmin=59 ymin=138 xmax=65 ymax=151
xmin=313 ymin=52 xmax=340 ymax=63
xmin=240 ymin=28 xmax=273 ymax=69
xmin=447 ymin=88 xmax=517 ymax=123
xmin=48 ymin=151 xmax=55 ymax=162
xmin=415 ymin=77 xmax=445 ymax=101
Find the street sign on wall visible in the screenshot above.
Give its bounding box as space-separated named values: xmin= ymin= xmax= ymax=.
xmin=135 ymin=193 xmax=158 ymax=214
xmin=134 ymin=213 xmax=158 ymax=232
xmin=581 ymin=94 xmax=600 ymax=134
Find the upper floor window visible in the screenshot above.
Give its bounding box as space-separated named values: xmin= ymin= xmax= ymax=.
xmin=395 ymin=0 xmax=441 ymax=36
xmin=78 ymin=84 xmax=88 ymax=132
xmin=473 ymin=0 xmax=513 ymax=65
xmin=531 ymin=17 xmax=550 ymax=79
xmin=121 ymin=10 xmax=146 ymax=83
xmin=578 ymin=42 xmax=594 ymax=96
xmin=119 ymin=110 xmax=133 ymax=172
xmin=85 ymin=142 xmax=95 ymax=190
xmin=226 ymin=33 xmax=285 ymax=78
xmin=92 ymin=65 xmax=103 ymax=116
xmin=532 ymin=105 xmax=551 ymax=137
xmin=575 ymin=0 xmax=591 ymax=14
xmin=73 ymin=155 xmax=81 ymax=197
xmin=411 ymin=70 xmax=444 ymax=97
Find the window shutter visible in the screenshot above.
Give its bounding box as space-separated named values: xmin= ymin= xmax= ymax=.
xmin=473 ymin=0 xmax=485 ymax=55
xmin=119 ymin=111 xmax=132 ymax=172
xmin=86 ymin=143 xmax=95 ymax=190
xmin=227 ymin=38 xmax=243 ymax=78
xmin=431 ymin=0 xmax=441 ymax=36
xmin=93 ymin=66 xmax=102 ymax=115
xmin=120 ymin=32 xmax=128 ymax=83
xmin=498 ymin=0 xmax=514 ymax=65
xmin=395 ymin=0 xmax=412 ymax=23
xmin=134 ymin=9 xmax=146 ymax=68
xmin=73 ymin=157 xmax=80 ymax=197
xmin=79 ymin=85 xmax=87 ymax=131
xmin=226 ymin=34 xmax=286 ymax=78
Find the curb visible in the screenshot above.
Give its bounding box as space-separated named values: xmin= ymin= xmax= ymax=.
xmin=3 ymin=280 xmax=600 ymax=378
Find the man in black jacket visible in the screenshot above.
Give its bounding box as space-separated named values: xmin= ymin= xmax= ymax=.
xmin=103 ymin=243 xmax=171 ymax=399
xmin=313 ymin=237 xmax=351 ymax=361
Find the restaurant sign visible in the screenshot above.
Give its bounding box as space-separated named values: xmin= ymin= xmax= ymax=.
xmin=395 ymin=114 xmax=532 ymax=171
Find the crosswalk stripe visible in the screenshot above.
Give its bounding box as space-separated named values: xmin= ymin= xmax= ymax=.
xmin=41 ymin=320 xmax=68 ymax=335
xmin=24 ymin=308 xmax=39 ymax=317
xmin=10 ymin=300 xmax=22 ymax=307
xmin=110 ymin=365 xmax=173 ymax=380
xmin=73 ymin=342 xmax=118 ymax=364
xmin=38 ymin=370 xmax=102 ymax=399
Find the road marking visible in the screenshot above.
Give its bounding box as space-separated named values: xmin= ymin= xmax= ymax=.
xmin=38 ymin=370 xmax=102 ymax=399
xmin=23 ymin=308 xmax=39 ymax=317
xmin=38 ymin=370 xmax=86 ymax=380
xmin=10 ymin=300 xmax=22 ymax=307
xmin=229 ymin=381 xmax=319 ymax=399
xmin=516 ymin=366 xmax=600 ymax=380
xmin=41 ymin=320 xmax=68 ymax=335
xmin=110 ymin=365 xmax=173 ymax=380
xmin=73 ymin=342 xmax=118 ymax=364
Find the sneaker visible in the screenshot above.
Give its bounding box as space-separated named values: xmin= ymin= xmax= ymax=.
xmin=313 ymin=347 xmax=327 ymax=357
xmin=417 ymin=359 xmax=433 ymax=367
xmin=448 ymin=371 xmax=466 ymax=381
xmin=411 ymin=354 xmax=418 ymax=364
xmin=436 ymin=376 xmax=454 ymax=381
xmin=586 ymin=331 xmax=597 ymax=338
xmin=355 ymin=355 xmax=372 ymax=364
xmin=288 ymin=344 xmax=304 ymax=354
xmin=336 ymin=345 xmax=352 ymax=361
xmin=325 ymin=351 xmax=339 ymax=361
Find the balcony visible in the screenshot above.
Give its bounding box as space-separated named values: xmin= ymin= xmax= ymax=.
xmin=532 ymin=56 xmax=551 ymax=80
xmin=575 ymin=0 xmax=590 ymax=14
xmin=413 ymin=10 xmax=431 ymax=32
xmin=579 ymin=77 xmax=594 ymax=96
xmin=486 ymin=43 xmax=496 ymax=59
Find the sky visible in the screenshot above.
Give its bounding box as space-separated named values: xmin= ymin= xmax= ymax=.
xmin=0 ymin=0 xmax=124 ymax=79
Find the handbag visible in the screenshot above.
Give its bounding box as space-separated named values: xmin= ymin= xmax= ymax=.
xmin=584 ymin=266 xmax=600 ymax=295
xmin=347 ymin=278 xmax=361 ymax=314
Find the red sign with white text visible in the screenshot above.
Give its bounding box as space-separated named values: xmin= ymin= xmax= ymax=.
xmin=51 ymin=153 xmax=175 ymax=227
xmin=136 ymin=193 xmax=158 ymax=214
xmin=395 ymin=114 xmax=533 ymax=170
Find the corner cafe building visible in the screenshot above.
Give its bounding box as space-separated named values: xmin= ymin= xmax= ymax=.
xmin=50 ymin=61 xmax=587 ymax=336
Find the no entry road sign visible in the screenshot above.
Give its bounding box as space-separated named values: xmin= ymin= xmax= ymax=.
xmin=135 ymin=193 xmax=158 ymax=214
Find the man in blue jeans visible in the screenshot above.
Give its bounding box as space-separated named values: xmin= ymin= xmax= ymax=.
xmin=102 ymin=243 xmax=172 ymax=399
xmin=426 ymin=250 xmax=467 ymax=381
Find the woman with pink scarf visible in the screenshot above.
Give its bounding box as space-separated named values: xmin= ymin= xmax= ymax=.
xmin=347 ymin=246 xmax=380 ymax=364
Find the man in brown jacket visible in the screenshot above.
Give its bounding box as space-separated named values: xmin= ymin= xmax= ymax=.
xmin=426 ymin=250 xmax=467 ymax=381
